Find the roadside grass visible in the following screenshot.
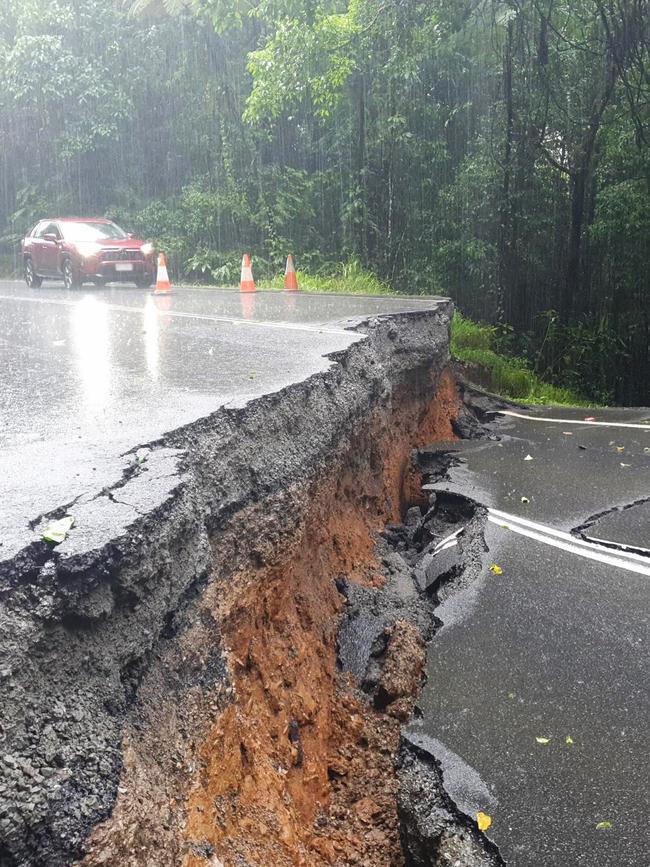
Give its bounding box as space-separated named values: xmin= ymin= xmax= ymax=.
xmin=273 ymin=263 xmax=588 ymax=406
xmin=266 ymin=260 xmax=393 ymax=295
xmin=451 ymin=314 xmax=590 ymax=406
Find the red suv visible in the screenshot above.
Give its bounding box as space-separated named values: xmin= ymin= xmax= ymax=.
xmin=22 ymin=218 xmax=156 ymax=289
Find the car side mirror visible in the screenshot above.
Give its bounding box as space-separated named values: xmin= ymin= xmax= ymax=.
xmin=43 ymin=233 xmax=58 ymax=243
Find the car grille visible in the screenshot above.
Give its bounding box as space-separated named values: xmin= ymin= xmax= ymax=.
xmin=101 ymin=248 xmax=144 ymax=262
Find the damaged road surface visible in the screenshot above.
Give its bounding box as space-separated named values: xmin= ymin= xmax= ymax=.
xmin=4 ymin=281 xmax=648 ymax=867
xmin=413 ymin=404 xmax=650 ymax=866
xmin=0 ymin=282 xmax=463 ymax=866
xmin=0 ymin=283 xmax=439 ymax=562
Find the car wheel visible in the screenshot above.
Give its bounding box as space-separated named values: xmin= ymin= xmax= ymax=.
xmin=93 ymin=277 xmax=108 ymax=287
xmin=25 ymin=258 xmax=42 ymax=288
xmin=62 ymin=258 xmax=81 ymax=290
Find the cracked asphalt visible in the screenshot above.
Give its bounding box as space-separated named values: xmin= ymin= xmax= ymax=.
xmin=412 ymin=405 xmax=650 ymax=866
xmin=0 ymin=281 xmax=441 ymax=565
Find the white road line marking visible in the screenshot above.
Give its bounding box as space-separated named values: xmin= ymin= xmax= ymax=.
xmin=488 ymin=510 xmax=650 ymax=576
xmin=489 ymin=507 xmax=650 ymax=565
xmin=499 ymin=410 xmax=650 ymax=430
xmin=434 ymin=539 xmax=459 ymax=555
xmin=434 ymin=528 xmax=465 ymax=553
xmin=0 ymin=294 xmax=357 ymax=338
xmin=0 ymin=279 xmax=443 ymax=305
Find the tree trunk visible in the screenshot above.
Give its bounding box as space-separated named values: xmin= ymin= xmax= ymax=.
xmin=497 ymin=19 xmax=515 ymax=326
xmin=562 ymin=54 xmax=616 ymax=321
xmin=355 ymin=73 xmax=368 ymax=261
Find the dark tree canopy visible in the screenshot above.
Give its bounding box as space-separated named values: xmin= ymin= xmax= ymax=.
xmin=1 ymin=0 xmax=649 ymax=403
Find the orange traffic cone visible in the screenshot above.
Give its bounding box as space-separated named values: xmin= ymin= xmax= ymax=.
xmin=284 ymin=254 xmax=299 ymax=292
xmin=240 ymin=253 xmax=256 ymax=293
xmin=153 ymin=252 xmax=172 ymax=295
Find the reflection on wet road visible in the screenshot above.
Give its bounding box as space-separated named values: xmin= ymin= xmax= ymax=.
xmin=0 ymin=282 xmax=443 ymax=563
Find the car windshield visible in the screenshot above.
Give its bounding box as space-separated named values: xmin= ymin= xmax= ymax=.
xmin=60 ymin=221 xmax=128 ymax=242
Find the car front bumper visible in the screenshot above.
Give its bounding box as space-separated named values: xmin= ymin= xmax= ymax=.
xmin=81 ymin=259 xmax=156 ymax=281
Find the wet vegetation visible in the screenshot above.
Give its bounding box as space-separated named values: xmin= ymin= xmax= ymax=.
xmin=1 ymin=1 xmax=649 ymax=404
xmin=451 ymin=315 xmax=587 ymax=406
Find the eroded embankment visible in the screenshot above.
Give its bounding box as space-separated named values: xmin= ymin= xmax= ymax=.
xmin=0 ymin=305 xmax=480 ymax=867
xmin=79 ymin=368 xmax=461 ymax=867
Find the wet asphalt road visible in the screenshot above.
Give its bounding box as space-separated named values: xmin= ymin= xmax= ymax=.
xmin=413 ymin=407 xmax=650 ymax=866
xmin=0 ymin=280 xmax=442 ymax=564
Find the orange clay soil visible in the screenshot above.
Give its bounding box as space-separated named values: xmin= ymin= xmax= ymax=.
xmin=79 ymin=367 xmax=459 ymax=867
xmin=181 ymin=368 xmax=458 ymax=867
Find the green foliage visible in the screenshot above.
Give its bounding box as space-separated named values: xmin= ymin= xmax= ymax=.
xmin=450 ymin=314 xmax=495 ymax=353
xmin=184 ymin=250 xmax=238 ymax=284
xmin=1 ymin=0 xmax=650 ymax=403
xmin=268 ymin=259 xmax=392 ymax=294
xmin=129 ymin=0 xmax=191 ymax=16
xmin=0 ymin=253 xmax=20 ymax=278
xmin=245 ymin=12 xmax=359 ymax=123
xmin=531 ymin=310 xmax=627 ymax=406
xmin=452 ymin=315 xmax=588 ymax=406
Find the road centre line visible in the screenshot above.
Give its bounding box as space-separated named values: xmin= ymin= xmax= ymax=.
xmin=499 ymin=409 xmax=650 ymax=430
xmin=490 ymin=507 xmax=650 ymax=564
xmin=0 ymin=294 xmax=356 ymax=338
xmin=489 ymin=508 xmax=650 ymax=576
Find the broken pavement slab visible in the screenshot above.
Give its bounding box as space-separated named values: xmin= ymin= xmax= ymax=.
xmin=0 ymin=283 xmax=443 ymax=567
xmin=577 ymin=499 xmax=650 ymax=553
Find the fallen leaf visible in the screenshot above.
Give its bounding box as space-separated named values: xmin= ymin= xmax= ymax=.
xmin=521 ymin=496 xmax=530 ymax=504
xmin=535 ymin=737 xmax=551 ymax=745
xmin=644 ymin=448 xmax=650 ymax=454
xmin=616 ymin=446 xmax=625 ymax=453
xmin=41 ymin=516 xmax=74 ymax=544
xmin=563 ymin=431 xmax=574 ymax=436
xmin=584 ymin=416 xmax=596 ymax=422
xmin=620 ymin=463 xmax=631 ymax=468
xmin=565 ymin=736 xmax=574 ymax=745
xmin=490 ymin=564 xmax=503 ymax=575
xmin=476 ymin=812 xmax=492 ymax=832
xmin=596 ymin=821 xmax=612 ymax=831
xmin=524 ymin=455 xmax=534 ymax=462
xmin=507 ymin=692 xmax=516 ymax=699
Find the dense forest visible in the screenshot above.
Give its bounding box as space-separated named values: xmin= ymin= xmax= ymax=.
xmin=1 ymin=0 xmax=650 ymax=403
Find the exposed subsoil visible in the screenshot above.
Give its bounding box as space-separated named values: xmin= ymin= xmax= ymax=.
xmin=79 ymin=369 xmax=463 ymax=867
xmin=1 ymin=309 xmax=454 ymax=867
xmin=2 ymin=307 xmax=503 ymax=867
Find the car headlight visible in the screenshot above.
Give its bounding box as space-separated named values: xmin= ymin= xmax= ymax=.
xmin=76 ymin=243 xmax=101 ymax=259
xmin=141 ymin=243 xmax=154 ymax=256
